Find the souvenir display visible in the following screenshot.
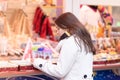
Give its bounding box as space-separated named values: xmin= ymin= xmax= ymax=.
xmin=94 ymin=37 xmax=120 ymax=64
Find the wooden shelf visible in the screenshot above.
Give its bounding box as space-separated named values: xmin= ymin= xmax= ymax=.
xmin=112 ymin=27 xmax=120 ymax=32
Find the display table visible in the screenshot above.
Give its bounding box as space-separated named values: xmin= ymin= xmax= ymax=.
xmin=0 ymin=60 xmax=120 ymax=80
xmin=0 ymin=62 xmax=120 ymax=77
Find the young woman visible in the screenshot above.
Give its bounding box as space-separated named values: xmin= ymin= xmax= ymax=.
xmin=33 ymin=12 xmax=96 ymax=80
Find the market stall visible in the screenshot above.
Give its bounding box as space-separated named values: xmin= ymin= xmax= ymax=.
xmin=0 ymin=0 xmax=120 ymax=80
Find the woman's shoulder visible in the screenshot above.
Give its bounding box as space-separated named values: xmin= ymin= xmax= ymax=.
xmin=64 ymin=36 xmax=76 ymax=44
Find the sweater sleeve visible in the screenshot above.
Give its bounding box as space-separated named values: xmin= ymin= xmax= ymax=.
xmin=55 ymin=39 xmax=65 ymax=52
xmin=33 ymin=37 xmax=78 ymax=78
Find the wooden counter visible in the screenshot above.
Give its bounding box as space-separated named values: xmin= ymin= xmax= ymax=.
xmin=1 ymin=55 xmax=120 ymax=78
xmin=0 ymin=63 xmax=120 ymax=78
xmin=94 ymin=63 xmax=120 ymax=71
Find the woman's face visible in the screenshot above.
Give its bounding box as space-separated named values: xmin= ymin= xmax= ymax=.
xmin=56 ymin=27 xmax=65 ymax=36
xmin=52 ymin=25 xmax=65 ymax=39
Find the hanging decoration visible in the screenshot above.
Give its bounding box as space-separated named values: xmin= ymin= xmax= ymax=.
xmin=0 ymin=0 xmax=7 ymax=11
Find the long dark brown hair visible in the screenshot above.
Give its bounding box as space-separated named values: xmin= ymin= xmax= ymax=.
xmin=55 ymin=12 xmax=96 ymax=55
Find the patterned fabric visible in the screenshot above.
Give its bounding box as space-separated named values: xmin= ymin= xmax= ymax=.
xmin=94 ymin=70 xmax=120 ymax=80
xmin=98 ymin=6 xmax=113 ymax=25
xmin=33 ymin=7 xmax=55 ymax=41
